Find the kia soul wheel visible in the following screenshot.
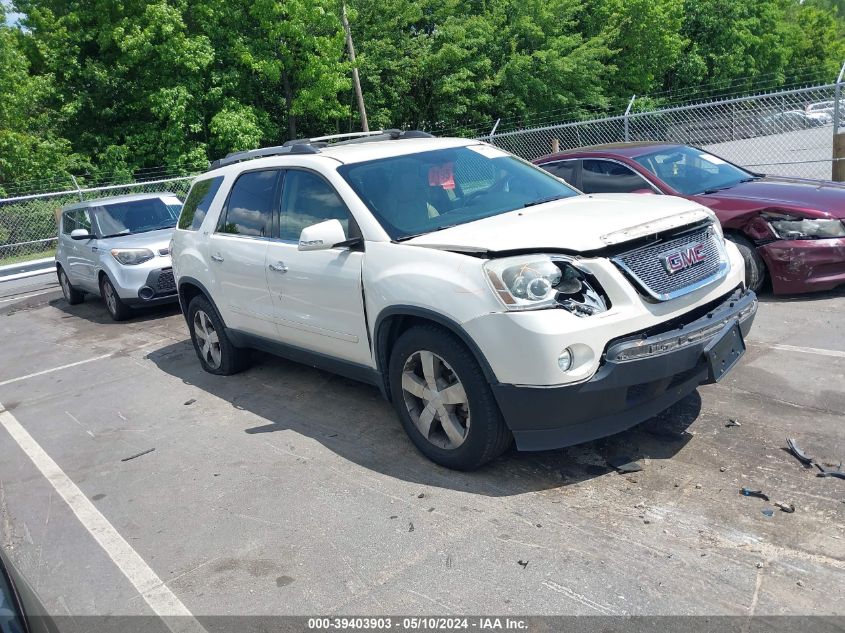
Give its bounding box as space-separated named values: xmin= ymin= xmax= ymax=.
xmin=389 ymin=325 xmax=512 ymax=470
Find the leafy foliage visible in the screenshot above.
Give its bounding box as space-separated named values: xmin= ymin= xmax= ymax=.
xmin=1 ymin=0 xmax=843 ymax=187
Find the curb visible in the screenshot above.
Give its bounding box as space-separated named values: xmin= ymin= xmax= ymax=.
xmin=0 ymin=257 xmax=55 ymax=281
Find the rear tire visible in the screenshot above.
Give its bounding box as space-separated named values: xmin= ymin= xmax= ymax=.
xmin=58 ymin=268 xmax=84 ymax=305
xmin=388 ymin=324 xmax=512 ymax=470
xmin=187 ymin=295 xmax=249 ymax=375
xmin=726 ymin=233 xmax=766 ymax=293
xmin=100 ymin=275 xmax=132 ymax=321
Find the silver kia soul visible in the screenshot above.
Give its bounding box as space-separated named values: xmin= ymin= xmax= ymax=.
xmin=54 ymin=193 xmax=182 ymax=320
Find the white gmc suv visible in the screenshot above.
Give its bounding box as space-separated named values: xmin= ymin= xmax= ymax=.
xmin=171 ymin=131 xmax=757 ymax=470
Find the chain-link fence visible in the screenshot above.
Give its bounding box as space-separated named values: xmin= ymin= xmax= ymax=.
xmin=0 ymin=176 xmax=194 ymax=265
xmin=2 ymin=76 xmax=844 ymax=266
xmin=484 ymin=82 xmax=844 ymax=180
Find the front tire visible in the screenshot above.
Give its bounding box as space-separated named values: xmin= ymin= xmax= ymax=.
xmin=388 ymin=324 xmax=512 ymax=470
xmin=726 ymin=233 xmax=766 ymax=293
xmin=58 ymin=267 xmax=84 ymax=305
xmin=187 ymin=296 xmax=249 ymax=375
xmin=100 ymin=275 xmax=132 ymax=321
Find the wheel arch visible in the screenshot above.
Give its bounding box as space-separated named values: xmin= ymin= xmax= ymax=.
xmin=177 ymin=276 xmax=222 ymax=327
xmin=373 ymin=306 xmax=499 ymax=402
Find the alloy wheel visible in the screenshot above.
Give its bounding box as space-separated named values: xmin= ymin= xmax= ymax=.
xmin=60 ymin=271 xmax=71 ymax=300
xmin=193 ymin=309 xmax=222 ymax=369
xmin=401 ymin=350 xmax=470 ymax=450
xmin=103 ymin=280 xmax=117 ymax=314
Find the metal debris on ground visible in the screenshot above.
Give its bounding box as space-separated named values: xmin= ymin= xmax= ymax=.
xmin=408 ymin=521 xmax=414 ymax=532
xmin=184 ymin=398 xmax=196 ymax=406
xmin=740 ymin=487 xmax=770 ymax=501
xmin=608 ymin=457 xmax=643 ymax=473
xmin=517 ymin=560 xmax=529 ymax=569
xmin=786 ymin=438 xmax=814 ymax=467
xmin=761 ymin=509 xmax=774 ymax=518
xmin=725 ymin=419 xmax=741 ymax=428
xmin=417 ymin=492 xmax=425 ymax=498
xmin=121 ymin=447 xmax=155 ymax=462
xmin=774 ymin=502 xmax=796 ymax=513
xmin=815 ymin=463 xmax=845 ymax=480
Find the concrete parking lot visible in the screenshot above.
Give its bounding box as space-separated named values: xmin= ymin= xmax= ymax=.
xmin=0 ymin=272 xmax=843 ymax=618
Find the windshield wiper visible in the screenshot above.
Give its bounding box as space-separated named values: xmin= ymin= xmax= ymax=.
xmin=523 ymin=194 xmax=569 ymax=208
xmin=133 ymin=224 xmax=176 ymax=234
xmin=98 ymin=230 xmax=130 ymax=239
xmin=700 ymin=176 xmax=762 ymax=195
xmin=395 ymin=224 xmax=458 ymax=242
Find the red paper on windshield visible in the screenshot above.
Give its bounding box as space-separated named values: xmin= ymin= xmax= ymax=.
xmin=428 ymin=162 xmax=455 ymax=190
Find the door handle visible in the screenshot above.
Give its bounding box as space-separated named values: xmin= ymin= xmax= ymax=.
xmin=268 ymin=261 xmax=288 ymax=273
xmin=210 ymin=253 xmax=224 ymax=262
xmin=91 ymin=247 xmax=98 ymax=252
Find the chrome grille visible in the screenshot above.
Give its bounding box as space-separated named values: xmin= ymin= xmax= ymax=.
xmin=613 ymin=225 xmax=728 ymax=301
xmin=157 ymin=268 xmax=176 ymax=293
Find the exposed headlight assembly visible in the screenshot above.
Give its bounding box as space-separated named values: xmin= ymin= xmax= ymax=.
xmin=111 ymin=248 xmax=154 ymax=265
xmin=768 ymin=217 xmax=845 ymax=240
xmin=484 ymin=255 xmax=609 ymax=316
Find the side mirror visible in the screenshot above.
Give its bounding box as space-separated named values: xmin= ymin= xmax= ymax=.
xmin=298 ymin=219 xmax=347 ymax=251
xmin=70 ymin=229 xmax=95 ymax=240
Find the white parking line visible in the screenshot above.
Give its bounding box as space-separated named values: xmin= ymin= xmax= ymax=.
xmin=0 ymin=289 xmax=58 ymax=304
xmin=768 ymin=343 xmax=845 ymax=359
xmin=0 ymin=340 xmax=168 ymax=388
xmin=0 ymin=354 xmax=114 ymax=387
xmin=0 ymin=405 xmax=206 ymax=631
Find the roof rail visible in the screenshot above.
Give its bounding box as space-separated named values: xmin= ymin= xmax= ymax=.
xmin=209 ymin=143 xmax=319 ymax=170
xmin=284 ymin=130 xmax=386 ymax=146
xmin=209 ymin=129 xmax=436 ymax=170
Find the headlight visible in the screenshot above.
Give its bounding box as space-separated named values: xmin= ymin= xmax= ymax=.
xmin=701 ymin=210 xmax=724 ymax=241
xmin=111 ymin=248 xmax=154 ymax=265
xmin=484 ymin=255 xmax=609 ymax=315
xmin=769 ymin=218 xmax=845 ymax=239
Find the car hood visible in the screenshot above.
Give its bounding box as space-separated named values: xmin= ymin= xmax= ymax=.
xmin=97 ymin=228 xmax=175 ymax=252
xmin=404 ymin=194 xmax=712 ymax=253
xmin=701 ymin=177 xmax=845 ymax=218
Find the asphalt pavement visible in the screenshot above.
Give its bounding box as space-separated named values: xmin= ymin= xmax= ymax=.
xmin=0 ymin=272 xmax=842 ymax=619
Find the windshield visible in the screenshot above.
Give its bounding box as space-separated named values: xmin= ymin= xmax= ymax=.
xmin=337 ymin=145 xmax=579 ymax=240
xmin=90 ymin=197 xmax=181 ymax=237
xmin=633 ymin=146 xmax=755 ymax=195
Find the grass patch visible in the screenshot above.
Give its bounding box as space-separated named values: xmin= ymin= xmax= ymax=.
xmin=0 ymin=248 xmax=56 ymax=267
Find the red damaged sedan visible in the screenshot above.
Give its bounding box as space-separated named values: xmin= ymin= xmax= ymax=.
xmin=534 ymin=143 xmax=845 ymax=294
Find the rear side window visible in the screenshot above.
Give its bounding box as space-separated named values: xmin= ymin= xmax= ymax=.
xmin=279 ymin=170 xmax=350 ymax=241
xmin=581 ymin=159 xmax=652 ymax=194
xmin=542 ymin=160 xmax=578 ymax=187
xmin=217 ymin=170 xmax=280 ymax=237
xmin=178 ymin=177 xmax=223 ymax=230
xmin=62 ymin=209 xmax=91 ymax=234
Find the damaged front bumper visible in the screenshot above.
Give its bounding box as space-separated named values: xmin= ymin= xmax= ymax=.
xmin=760 ymin=237 xmax=845 ymax=294
xmin=492 ymin=288 xmax=757 ymax=451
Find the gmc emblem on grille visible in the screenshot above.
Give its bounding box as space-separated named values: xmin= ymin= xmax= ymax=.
xmin=660 ymin=243 xmax=706 ymax=275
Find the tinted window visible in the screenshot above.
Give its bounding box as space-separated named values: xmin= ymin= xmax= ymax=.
xmin=218 ymin=170 xmax=279 ymax=237
xmin=581 ymin=160 xmax=653 ymax=194
xmin=542 ymin=160 xmax=577 ymax=187
xmin=89 ymin=198 xmax=178 ymax=237
xmin=63 ymin=208 xmax=91 ymax=234
xmin=279 ymin=171 xmax=349 ymax=241
xmin=179 ymin=177 xmax=223 ymax=230
xmin=338 ymin=145 xmax=578 ymax=240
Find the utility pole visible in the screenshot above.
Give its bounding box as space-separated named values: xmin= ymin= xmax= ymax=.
xmin=342 ymin=3 xmax=369 ymax=133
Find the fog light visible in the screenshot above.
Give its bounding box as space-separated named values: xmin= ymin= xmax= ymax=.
xmin=558 ymin=348 xmax=573 ymax=372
